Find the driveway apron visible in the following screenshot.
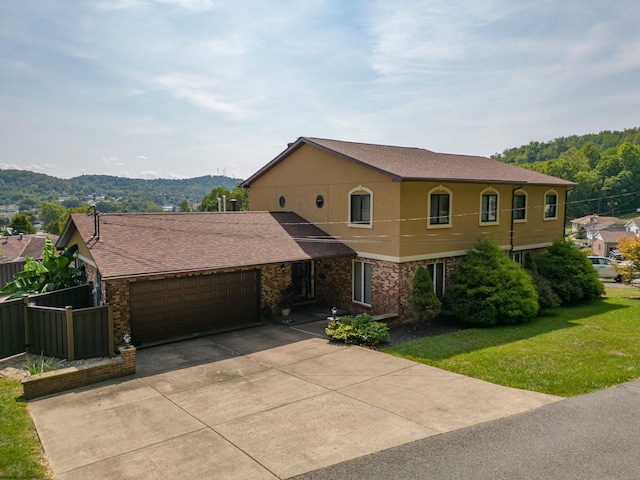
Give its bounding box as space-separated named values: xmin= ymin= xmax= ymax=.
xmin=28 ymin=323 xmax=561 ymax=480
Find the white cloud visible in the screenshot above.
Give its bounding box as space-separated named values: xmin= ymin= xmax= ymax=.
xmin=154 ymin=73 xmax=246 ymax=117
xmin=137 ymin=155 xmax=148 ymax=160
xmin=102 ymin=157 xmax=124 ymax=166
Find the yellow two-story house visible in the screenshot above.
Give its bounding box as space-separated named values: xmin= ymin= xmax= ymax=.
xmin=243 ymin=137 xmax=576 ymax=319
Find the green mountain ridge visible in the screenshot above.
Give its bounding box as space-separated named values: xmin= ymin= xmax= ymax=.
xmin=0 ymin=171 xmax=243 ymax=209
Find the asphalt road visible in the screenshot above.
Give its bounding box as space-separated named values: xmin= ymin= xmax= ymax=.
xmin=294 ymin=380 xmax=640 ymax=480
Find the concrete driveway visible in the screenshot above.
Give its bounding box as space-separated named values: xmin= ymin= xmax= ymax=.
xmin=28 ymin=322 xmax=561 ymax=480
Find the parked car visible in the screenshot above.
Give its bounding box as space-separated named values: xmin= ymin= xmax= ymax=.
xmin=588 ymin=256 xmax=623 ymax=282
xmin=609 ymin=250 xmax=624 ymax=261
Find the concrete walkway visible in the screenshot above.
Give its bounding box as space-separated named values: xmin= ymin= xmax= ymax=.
xmin=28 ymin=323 xmax=561 ymax=480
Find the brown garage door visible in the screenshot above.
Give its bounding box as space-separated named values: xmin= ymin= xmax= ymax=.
xmin=129 ymin=270 xmax=260 ymax=345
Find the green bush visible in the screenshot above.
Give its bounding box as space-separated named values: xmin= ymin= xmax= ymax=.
xmin=443 ymin=239 xmax=539 ymax=327
xmin=325 ymin=314 xmax=389 ymax=346
xmin=524 ymin=251 xmax=561 ymax=314
xmin=410 ymin=266 xmax=442 ymax=323
xmin=535 ymin=239 xmax=604 ymax=304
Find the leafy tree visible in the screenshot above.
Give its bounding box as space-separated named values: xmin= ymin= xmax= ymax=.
xmin=1 ymin=237 xmax=87 ymax=300
xmin=535 ymin=239 xmax=604 ymax=304
xmin=615 ymin=236 xmax=640 ymax=283
xmin=39 ymin=201 xmax=66 ymax=232
xmin=409 ymin=266 xmax=442 ymax=323
xmin=229 ymin=184 xmax=249 ymax=211
xmin=8 ymin=213 xmax=36 ymax=234
xmin=198 ymin=187 xmax=230 ymax=212
xmin=178 ymin=199 xmax=192 ymax=212
xmin=443 ymin=239 xmax=539 ymax=327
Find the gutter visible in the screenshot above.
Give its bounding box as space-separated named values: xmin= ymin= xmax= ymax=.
xmin=510 ymin=185 xmax=523 ymax=254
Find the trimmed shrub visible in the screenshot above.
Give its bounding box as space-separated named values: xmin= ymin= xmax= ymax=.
xmin=443 ymin=239 xmax=539 ymax=327
xmin=325 ymin=314 xmax=389 ymax=346
xmin=410 ymin=266 xmax=442 ymax=323
xmin=524 ymin=252 xmax=561 ymax=314
xmin=535 ymin=239 xmax=604 ymax=304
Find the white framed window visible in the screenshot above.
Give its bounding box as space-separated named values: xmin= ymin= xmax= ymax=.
xmin=544 ymin=190 xmax=558 ymax=220
xmin=428 ymin=186 xmax=452 ymax=228
xmin=426 ymin=262 xmax=445 ymax=298
xmin=348 ymin=186 xmax=373 ymax=228
xmin=513 ymin=189 xmax=527 ymax=222
xmin=512 ymin=252 xmax=522 ymax=265
xmin=353 ymin=260 xmax=372 ymax=305
xmin=480 ymin=187 xmax=499 ymax=225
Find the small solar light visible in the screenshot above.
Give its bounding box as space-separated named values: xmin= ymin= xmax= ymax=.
xmin=123 ymin=334 xmax=132 ymax=349
xmin=331 ymin=306 xmax=338 ymax=320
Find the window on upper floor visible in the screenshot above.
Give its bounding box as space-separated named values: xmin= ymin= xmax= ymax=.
xmin=353 ymin=260 xmax=372 ymax=305
xmin=348 ymin=186 xmax=372 ymax=227
xmin=544 ymin=191 xmax=558 ymax=220
xmin=428 ymin=186 xmax=452 ymax=228
xmin=480 ymin=188 xmax=499 ymax=224
xmin=513 ymin=190 xmax=527 ymax=222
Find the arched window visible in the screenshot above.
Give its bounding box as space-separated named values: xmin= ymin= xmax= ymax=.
xmin=480 ymin=187 xmax=499 ymax=225
xmin=348 ymin=186 xmax=373 ymax=228
xmin=544 ymin=189 xmax=558 ymax=220
xmin=428 ymin=185 xmax=453 ymax=228
xmin=513 ymin=189 xmax=527 ymax=222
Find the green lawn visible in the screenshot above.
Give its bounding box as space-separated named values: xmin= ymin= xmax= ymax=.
xmin=384 ymin=286 xmax=640 ymax=397
xmin=0 ymin=378 xmax=53 ymax=479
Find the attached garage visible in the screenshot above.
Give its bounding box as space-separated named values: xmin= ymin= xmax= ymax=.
xmin=57 ymin=211 xmax=355 ymax=350
xmin=129 ymin=270 xmax=260 ymax=345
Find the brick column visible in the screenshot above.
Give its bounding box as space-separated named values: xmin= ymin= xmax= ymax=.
xmin=118 ymin=346 xmax=136 ymax=375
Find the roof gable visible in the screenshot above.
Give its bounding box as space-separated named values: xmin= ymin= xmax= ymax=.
xmin=242 ymin=137 xmax=576 ymax=187
xmin=61 ymin=212 xmax=354 ymax=279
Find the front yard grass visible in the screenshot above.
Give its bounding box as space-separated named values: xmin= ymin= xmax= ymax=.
xmin=0 ymin=378 xmax=53 ymax=479
xmin=384 ymin=287 xmax=640 ymax=397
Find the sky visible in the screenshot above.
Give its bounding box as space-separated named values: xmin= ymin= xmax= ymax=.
xmin=1 ymin=0 xmax=639 ymax=181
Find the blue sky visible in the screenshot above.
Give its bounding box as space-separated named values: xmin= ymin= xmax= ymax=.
xmin=1 ymin=0 xmax=639 ymax=180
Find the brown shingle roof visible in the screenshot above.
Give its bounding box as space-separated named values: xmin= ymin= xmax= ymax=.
xmin=60 ymin=212 xmax=354 ymax=279
xmin=0 ymin=234 xmax=59 ymax=263
xmin=242 ymin=137 xmax=576 ymax=187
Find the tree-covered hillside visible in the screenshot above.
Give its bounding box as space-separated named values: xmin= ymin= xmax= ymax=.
xmin=492 ymin=128 xmax=640 ymax=219
xmin=0 ymin=171 xmax=242 ymax=210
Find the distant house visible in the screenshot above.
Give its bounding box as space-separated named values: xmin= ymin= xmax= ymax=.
xmin=242 ymin=137 xmax=575 ymax=319
xmin=0 ymin=233 xmax=59 ymax=289
xmin=591 ymin=230 xmax=637 ymax=257
xmin=570 ymin=215 xmax=627 ymax=245
xmin=625 ymin=218 xmax=640 ymax=236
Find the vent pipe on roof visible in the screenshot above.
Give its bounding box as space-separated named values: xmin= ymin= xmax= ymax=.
xmin=230 ymin=199 xmax=237 ymax=211
xmin=222 ymin=195 xmax=227 ymax=212
xmin=217 ymin=197 xmax=222 ymax=212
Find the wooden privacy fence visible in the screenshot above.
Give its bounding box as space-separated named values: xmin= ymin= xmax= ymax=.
xmin=0 ymin=260 xmax=25 ymax=289
xmin=27 ymin=303 xmax=113 ymax=360
xmin=0 ymin=284 xmax=113 ymax=360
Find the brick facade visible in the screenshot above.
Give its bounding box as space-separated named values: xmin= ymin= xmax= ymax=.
xmin=100 ymin=259 xmax=355 ymax=345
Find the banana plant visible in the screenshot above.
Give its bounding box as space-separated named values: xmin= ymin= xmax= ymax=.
xmin=1 ymin=237 xmax=86 ymax=300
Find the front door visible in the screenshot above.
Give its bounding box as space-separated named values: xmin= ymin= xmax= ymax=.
xmin=291 ymin=261 xmax=314 ymax=303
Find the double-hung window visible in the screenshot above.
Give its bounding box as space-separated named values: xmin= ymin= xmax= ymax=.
xmin=544 ymin=191 xmax=558 ymax=219
xmin=353 ymin=260 xmax=372 ymax=305
xmin=349 ymin=186 xmax=373 ymax=227
xmin=428 ymin=187 xmax=452 ymax=227
xmin=481 ymin=190 xmax=499 ymax=224
xmin=513 ymin=191 xmax=527 ymax=221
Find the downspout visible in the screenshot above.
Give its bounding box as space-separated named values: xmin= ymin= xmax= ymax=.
xmin=510 ymin=185 xmax=523 ymax=254
xmin=563 ymin=187 xmax=575 ymax=238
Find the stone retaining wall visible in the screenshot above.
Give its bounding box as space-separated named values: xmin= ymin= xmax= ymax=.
xmin=22 ymin=347 xmax=136 ymax=400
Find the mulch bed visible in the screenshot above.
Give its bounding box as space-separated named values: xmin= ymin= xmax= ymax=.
xmin=376 ymin=319 xmax=461 ymax=349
